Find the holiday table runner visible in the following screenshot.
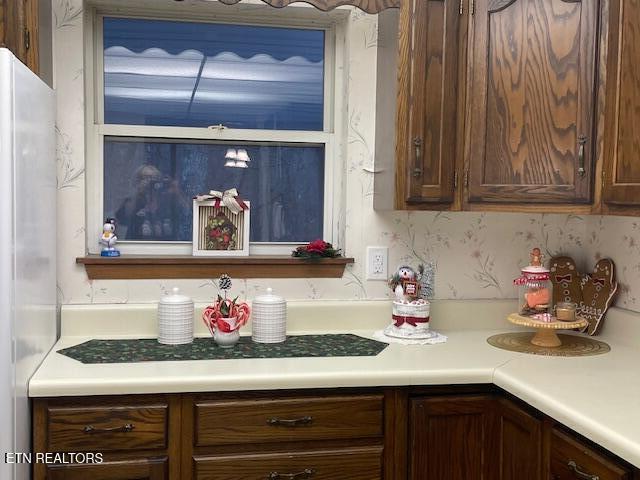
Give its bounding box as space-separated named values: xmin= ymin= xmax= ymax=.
xmin=57 ymin=334 xmax=388 ymax=364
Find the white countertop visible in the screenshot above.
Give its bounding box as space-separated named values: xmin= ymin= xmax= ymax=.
xmin=29 ymin=300 xmax=640 ymax=468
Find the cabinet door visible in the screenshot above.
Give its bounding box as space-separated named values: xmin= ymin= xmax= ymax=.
xmin=0 ymin=0 xmax=39 ymax=73
xmin=409 ymin=395 xmax=494 ymax=480
xmin=467 ymin=0 xmax=598 ymax=204
xmin=396 ymin=0 xmax=461 ymax=205
xmin=496 ymin=398 xmax=542 ymax=480
xmin=603 ymin=0 xmax=640 ymax=207
xmin=46 ymin=457 xmax=168 ymax=480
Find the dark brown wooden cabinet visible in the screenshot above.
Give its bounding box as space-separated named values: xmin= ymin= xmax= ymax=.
xmin=386 ymin=0 xmax=611 ymax=212
xmin=603 ymin=0 xmax=640 ymax=212
xmin=0 ymin=0 xmax=39 ymax=73
xmin=33 ymin=388 xmax=640 ymax=480
xmin=549 ymin=428 xmax=632 ymax=480
xmin=495 ymin=397 xmax=542 ymax=480
xmin=466 ymin=0 xmax=599 ymax=205
xmin=181 ymin=391 xmax=385 ymax=480
xmin=395 ymin=0 xmax=463 ymax=207
xmin=408 ymin=395 xmax=494 ymax=480
xmin=45 ymin=457 xmax=169 ymax=480
xmin=192 ymin=447 xmax=383 ymax=480
xmin=33 ymin=395 xmax=181 ymax=480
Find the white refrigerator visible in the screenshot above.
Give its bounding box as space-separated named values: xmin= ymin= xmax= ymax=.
xmin=0 ymin=49 xmax=57 ymax=480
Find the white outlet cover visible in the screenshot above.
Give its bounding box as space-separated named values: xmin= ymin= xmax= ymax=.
xmin=366 ymin=246 xmax=389 ymax=280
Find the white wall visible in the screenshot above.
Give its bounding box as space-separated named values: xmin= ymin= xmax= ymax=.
xmin=54 ymin=1 xmax=593 ymax=307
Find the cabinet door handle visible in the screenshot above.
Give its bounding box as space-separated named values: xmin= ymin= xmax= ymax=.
xmin=567 ymin=460 xmax=600 ymax=480
xmin=267 ymin=416 xmax=313 ymax=427
xmin=413 ymin=137 xmax=423 ymax=178
xmin=577 ymin=135 xmax=587 ymax=177
xmin=83 ymin=423 xmax=135 ymax=435
xmin=269 ymin=468 xmax=315 ymax=479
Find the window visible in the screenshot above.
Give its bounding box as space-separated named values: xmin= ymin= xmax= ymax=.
xmin=87 ymin=10 xmax=341 ymax=255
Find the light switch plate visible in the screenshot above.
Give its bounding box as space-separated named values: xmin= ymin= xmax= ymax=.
xmin=366 ymin=246 xmax=388 ymax=280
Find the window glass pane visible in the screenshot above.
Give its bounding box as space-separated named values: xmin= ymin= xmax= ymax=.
xmin=103 ymin=17 xmax=325 ymax=130
xmin=103 ymin=138 xmax=324 ymax=243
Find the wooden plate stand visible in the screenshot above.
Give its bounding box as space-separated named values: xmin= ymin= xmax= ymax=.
xmin=507 ymin=313 xmax=589 ymax=348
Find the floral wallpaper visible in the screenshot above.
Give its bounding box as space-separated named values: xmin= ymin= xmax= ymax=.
xmin=54 ymin=1 xmax=632 ymax=311
xmin=585 ymin=216 xmax=640 ymax=312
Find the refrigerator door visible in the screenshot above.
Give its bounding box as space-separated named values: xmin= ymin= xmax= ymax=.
xmin=0 ymin=48 xmax=16 ymax=480
xmin=0 ymin=48 xmax=56 ymax=480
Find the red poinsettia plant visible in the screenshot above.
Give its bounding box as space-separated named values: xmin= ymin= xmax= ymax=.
xmin=292 ymin=239 xmax=342 ymax=259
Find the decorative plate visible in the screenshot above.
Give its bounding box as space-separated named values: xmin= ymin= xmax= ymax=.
xmin=383 ymin=324 xmax=436 ymax=340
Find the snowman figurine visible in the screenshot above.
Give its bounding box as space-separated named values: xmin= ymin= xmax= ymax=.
xmin=100 ymin=218 xmax=120 ymax=257
xmin=389 ymin=265 xmax=419 ymax=301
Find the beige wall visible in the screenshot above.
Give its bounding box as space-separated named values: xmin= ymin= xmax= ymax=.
xmin=54 ymin=0 xmax=611 ymax=309
xmin=585 ymin=216 xmax=640 ymax=312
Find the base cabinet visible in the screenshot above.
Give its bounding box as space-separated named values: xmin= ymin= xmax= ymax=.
xmin=549 ymin=428 xmax=632 ymax=480
xmin=409 ymin=395 xmax=494 ymax=480
xmin=495 ymin=397 xmax=542 ymax=480
xmin=33 ymin=388 xmax=639 ymax=480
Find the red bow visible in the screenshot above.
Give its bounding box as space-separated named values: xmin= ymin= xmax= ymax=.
xmin=393 ymin=314 xmax=430 ymax=327
xmin=592 ymin=278 xmax=606 ymax=287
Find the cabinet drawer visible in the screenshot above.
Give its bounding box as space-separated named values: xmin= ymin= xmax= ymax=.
xmin=47 ymin=403 xmax=168 ymax=452
xmin=194 ymin=446 xmax=382 ymax=480
xmin=46 ymin=457 xmax=168 ymax=480
xmin=194 ymin=395 xmax=383 ymax=446
xmin=550 ymin=428 xmax=631 ymax=480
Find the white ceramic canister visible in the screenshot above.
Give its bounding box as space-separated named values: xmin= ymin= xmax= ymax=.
xmin=158 ymin=287 xmax=194 ymax=345
xmin=251 ymin=288 xmax=286 ymax=343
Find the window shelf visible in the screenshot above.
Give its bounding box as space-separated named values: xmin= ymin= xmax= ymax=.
xmin=76 ymin=255 xmax=354 ymax=280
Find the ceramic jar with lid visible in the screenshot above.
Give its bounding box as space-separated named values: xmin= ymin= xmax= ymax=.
xmin=158 ymin=287 xmax=194 ymax=345
xmin=251 ymin=288 xmax=286 ymax=343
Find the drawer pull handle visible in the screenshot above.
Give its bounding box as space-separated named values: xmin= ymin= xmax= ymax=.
xmin=568 ymin=460 xmax=600 ymax=480
xmin=269 ymin=468 xmax=315 ymax=479
xmin=267 ymin=416 xmax=313 ymax=427
xmin=83 ymin=423 xmax=135 ymax=435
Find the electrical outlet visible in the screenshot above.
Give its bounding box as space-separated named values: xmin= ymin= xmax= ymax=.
xmin=366 ymin=246 xmax=388 ymax=280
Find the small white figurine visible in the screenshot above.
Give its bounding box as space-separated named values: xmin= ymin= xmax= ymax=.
xmin=100 ymin=218 xmax=120 ymax=257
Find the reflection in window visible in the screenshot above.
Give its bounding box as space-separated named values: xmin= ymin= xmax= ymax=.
xmin=103 ymin=17 xmax=325 ymax=130
xmin=103 ymin=138 xmax=325 ymax=243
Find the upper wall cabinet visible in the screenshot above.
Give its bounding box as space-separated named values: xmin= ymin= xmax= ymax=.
xmin=395 ymin=0 xmax=462 ymax=206
xmin=0 ymin=0 xmax=40 ymax=75
xmin=466 ymin=0 xmax=599 ymax=204
xmin=603 ymin=0 xmax=640 ymax=210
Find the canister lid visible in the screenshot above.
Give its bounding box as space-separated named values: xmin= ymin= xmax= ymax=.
xmin=521 ymin=265 xmax=550 ymax=274
xmin=252 ymin=287 xmax=286 ymax=305
xmin=160 ymin=287 xmax=193 ymax=304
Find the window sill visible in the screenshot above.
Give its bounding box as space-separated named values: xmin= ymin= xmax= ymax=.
xmin=76 ymin=255 xmax=354 ymax=280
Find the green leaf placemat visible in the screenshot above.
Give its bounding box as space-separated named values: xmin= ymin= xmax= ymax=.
xmin=57 ymin=334 xmax=388 ymax=364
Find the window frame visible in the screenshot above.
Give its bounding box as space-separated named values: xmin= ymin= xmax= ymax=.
xmin=85 ymin=6 xmax=346 ymax=256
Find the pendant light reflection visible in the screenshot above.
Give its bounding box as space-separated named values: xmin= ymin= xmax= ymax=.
xmin=224 ymin=148 xmax=250 ymax=168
